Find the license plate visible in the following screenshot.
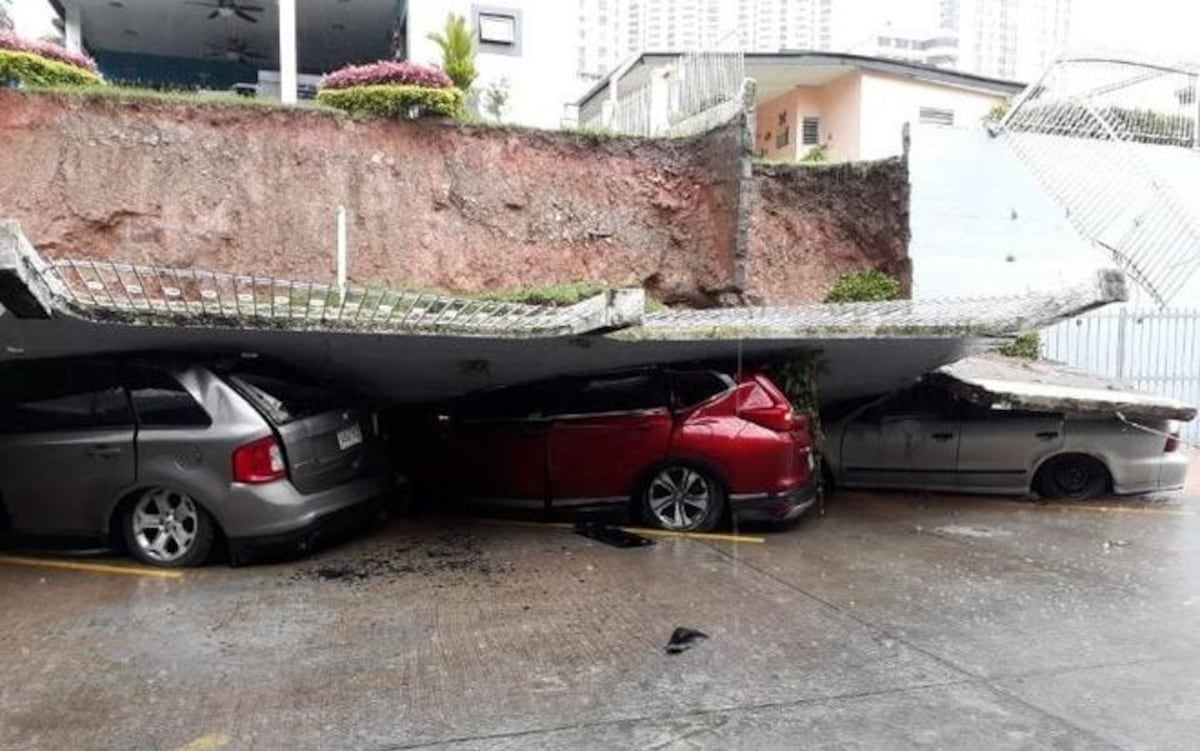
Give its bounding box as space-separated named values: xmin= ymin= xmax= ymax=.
xmin=336 ymin=424 xmax=363 ymax=450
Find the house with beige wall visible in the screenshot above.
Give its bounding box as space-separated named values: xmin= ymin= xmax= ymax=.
xmin=576 ymin=51 xmax=1022 ymax=162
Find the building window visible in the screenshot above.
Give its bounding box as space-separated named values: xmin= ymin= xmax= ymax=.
xmin=802 ymin=116 xmax=820 ymax=145
xmin=478 ymin=12 xmax=516 ymax=44
xmin=474 ymin=6 xmax=521 ymax=55
xmin=919 ymin=107 xmax=955 ymax=126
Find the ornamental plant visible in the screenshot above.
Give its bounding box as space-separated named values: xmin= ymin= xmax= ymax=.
xmin=317 ymin=60 xmax=462 ymax=119
xmin=0 ymin=30 xmax=101 ymax=87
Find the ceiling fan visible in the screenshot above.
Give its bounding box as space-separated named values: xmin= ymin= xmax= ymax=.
xmin=206 ymin=38 xmax=268 ymax=64
xmin=186 ymin=0 xmax=265 ymax=24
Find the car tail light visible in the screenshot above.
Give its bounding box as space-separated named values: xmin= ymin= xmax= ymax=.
xmin=1165 ymin=432 xmax=1180 ymax=452
xmin=233 ymin=436 xmax=287 ymax=484
xmin=739 ymin=402 xmax=795 ymax=432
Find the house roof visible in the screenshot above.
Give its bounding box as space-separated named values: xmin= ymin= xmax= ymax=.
xmin=575 ymin=50 xmax=1025 ymax=109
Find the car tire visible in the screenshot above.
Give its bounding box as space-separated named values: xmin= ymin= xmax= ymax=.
xmin=122 ymin=487 xmax=216 ymax=567
xmin=1036 ymin=455 xmax=1109 ymax=500
xmin=640 ymin=465 xmax=726 ymax=532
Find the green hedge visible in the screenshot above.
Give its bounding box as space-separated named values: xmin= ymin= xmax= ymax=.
xmin=0 ymin=49 xmax=101 ymax=87
xmin=824 ymin=269 xmax=903 ymax=303
xmin=316 ymin=84 xmax=463 ymax=119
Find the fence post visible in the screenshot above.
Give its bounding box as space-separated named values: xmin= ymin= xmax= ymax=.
xmin=336 ymin=206 xmax=348 ymax=304
xmin=1115 ymin=307 xmax=1127 ymax=380
xmin=1193 ymin=73 xmax=1200 ymax=149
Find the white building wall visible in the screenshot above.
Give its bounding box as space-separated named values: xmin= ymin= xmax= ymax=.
xmin=856 ymin=72 xmax=1006 ymax=160
xmin=408 ymin=0 xmax=581 ymax=129
xmin=908 ymin=124 xmax=1098 ymax=299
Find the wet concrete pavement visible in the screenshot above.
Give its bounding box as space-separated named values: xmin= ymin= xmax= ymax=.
xmin=2 ymin=482 xmax=1199 ymax=750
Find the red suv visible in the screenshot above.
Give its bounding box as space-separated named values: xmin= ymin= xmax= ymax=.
xmin=433 ymin=369 xmax=817 ymax=530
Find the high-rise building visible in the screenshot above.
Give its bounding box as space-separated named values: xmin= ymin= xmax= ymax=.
xmin=955 ymin=0 xmax=1071 ymax=81
xmin=0 ymin=0 xmax=14 ymax=32
xmin=576 ymin=0 xmax=837 ymax=81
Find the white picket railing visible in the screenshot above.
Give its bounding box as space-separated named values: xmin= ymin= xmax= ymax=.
xmin=1042 ymin=307 xmax=1200 ymax=439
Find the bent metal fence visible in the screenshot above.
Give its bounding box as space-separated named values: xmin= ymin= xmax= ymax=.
xmin=0 ymin=223 xmax=643 ymax=338
xmin=999 ymin=54 xmax=1200 ymax=306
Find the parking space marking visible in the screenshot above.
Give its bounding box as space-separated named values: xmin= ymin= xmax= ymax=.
xmin=475 ymin=518 xmax=766 ymax=544
xmin=173 ymin=733 xmax=231 ymax=751
xmin=621 ymin=526 xmax=766 ymax=544
xmin=0 ymin=555 xmax=183 ymax=580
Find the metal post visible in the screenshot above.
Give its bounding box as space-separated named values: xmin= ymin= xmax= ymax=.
xmin=336 ymin=206 xmax=347 ymax=304
xmin=1115 ymin=307 xmax=1127 ymax=380
xmin=1193 ymin=73 xmax=1199 ymax=150
xmin=64 ymin=1 xmax=83 ymax=54
xmin=278 ymin=0 xmax=298 ymax=105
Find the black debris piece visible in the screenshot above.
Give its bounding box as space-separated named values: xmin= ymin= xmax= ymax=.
xmin=665 ymin=627 xmax=708 ymax=654
xmin=574 ymin=522 xmax=656 ymax=549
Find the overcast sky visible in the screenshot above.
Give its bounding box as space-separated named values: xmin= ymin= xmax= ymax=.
xmin=11 ymin=0 xmax=1199 ymax=61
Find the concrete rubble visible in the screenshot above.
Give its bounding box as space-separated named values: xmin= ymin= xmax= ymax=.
xmin=931 ymin=353 xmax=1197 ymax=421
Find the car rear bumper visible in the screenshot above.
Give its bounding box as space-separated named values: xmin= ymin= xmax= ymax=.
xmin=729 ymin=481 xmax=818 ymax=523
xmin=221 ymin=472 xmax=390 ymax=562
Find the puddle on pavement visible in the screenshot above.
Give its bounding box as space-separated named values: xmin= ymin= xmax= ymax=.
xmin=574 ymin=523 xmax=655 ymax=549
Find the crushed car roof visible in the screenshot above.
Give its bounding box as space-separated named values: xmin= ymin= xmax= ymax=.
xmin=931 ymin=353 xmax=1197 ymax=422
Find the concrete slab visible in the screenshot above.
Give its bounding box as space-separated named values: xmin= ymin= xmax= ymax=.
xmin=1 ymin=483 xmax=1198 ymax=750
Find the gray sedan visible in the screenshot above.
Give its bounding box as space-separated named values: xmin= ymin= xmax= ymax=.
xmin=0 ymin=357 xmax=388 ymax=566
xmin=822 ymin=383 xmax=1188 ymax=499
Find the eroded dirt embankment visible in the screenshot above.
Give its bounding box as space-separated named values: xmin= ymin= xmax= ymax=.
xmin=0 ymin=91 xmax=909 ymax=305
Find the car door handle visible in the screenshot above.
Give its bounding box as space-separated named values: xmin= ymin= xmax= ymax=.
xmin=930 ymin=432 xmax=955 ymax=441
xmin=1035 ymin=431 xmax=1060 ymax=440
xmin=88 ymin=446 xmax=123 ymax=458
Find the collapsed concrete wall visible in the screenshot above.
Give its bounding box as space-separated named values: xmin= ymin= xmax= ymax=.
xmin=746 ymin=160 xmax=912 ymax=304
xmin=0 ymin=90 xmax=910 ymax=306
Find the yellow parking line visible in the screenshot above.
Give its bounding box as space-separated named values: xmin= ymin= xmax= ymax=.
xmin=619 ymin=527 xmax=766 ymax=544
xmin=174 ymin=733 xmax=231 ymax=751
xmin=0 ymin=554 xmax=183 ymax=580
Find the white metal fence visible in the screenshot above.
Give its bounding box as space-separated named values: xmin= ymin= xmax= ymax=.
xmin=1042 ymin=308 xmax=1200 ymax=438
xmin=598 ymin=51 xmax=745 ymax=137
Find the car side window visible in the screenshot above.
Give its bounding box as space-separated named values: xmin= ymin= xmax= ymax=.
xmin=0 ymin=360 xmax=132 ymax=434
xmin=868 ymin=384 xmax=958 ymax=422
xmin=126 ymin=366 xmax=212 ymax=428
xmin=458 ymin=383 xmax=552 ymax=421
xmin=554 ymin=373 xmax=667 ymax=416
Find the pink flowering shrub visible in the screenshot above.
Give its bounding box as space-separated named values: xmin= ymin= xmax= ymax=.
xmin=0 ymin=30 xmax=99 ymax=73
xmin=320 ymin=60 xmax=453 ymax=91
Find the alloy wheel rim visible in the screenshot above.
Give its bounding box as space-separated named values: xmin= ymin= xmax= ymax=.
xmin=132 ymin=488 xmax=199 ymax=562
xmin=648 ymin=467 xmax=710 ymax=530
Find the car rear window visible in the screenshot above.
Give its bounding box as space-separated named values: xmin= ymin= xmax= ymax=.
xmin=226 ymin=371 xmax=341 ymax=425
xmin=671 ymin=371 xmax=730 ymax=410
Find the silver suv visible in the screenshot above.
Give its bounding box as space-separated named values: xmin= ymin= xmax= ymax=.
xmin=0 ymin=356 xmax=388 ymax=566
